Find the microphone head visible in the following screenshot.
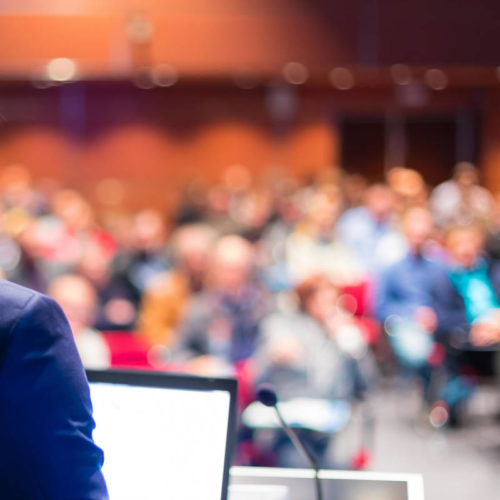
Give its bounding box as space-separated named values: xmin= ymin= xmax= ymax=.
xmin=256 ymin=384 xmax=278 ymax=407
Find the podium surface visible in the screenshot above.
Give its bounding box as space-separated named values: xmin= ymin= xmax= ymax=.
xmin=229 ymin=466 xmax=424 ymax=500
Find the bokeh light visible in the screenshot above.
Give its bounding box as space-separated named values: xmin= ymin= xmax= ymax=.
xmin=152 ymin=64 xmax=178 ymax=87
xmin=424 ymin=68 xmax=448 ymax=90
xmin=329 ymin=67 xmax=355 ymax=90
xmin=282 ymin=62 xmax=309 ymax=85
xmin=45 ymin=58 xmax=77 ymax=82
xmin=390 ymin=64 xmax=412 ymax=85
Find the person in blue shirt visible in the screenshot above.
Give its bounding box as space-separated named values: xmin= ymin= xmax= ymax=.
xmin=336 ymin=183 xmax=406 ymax=275
xmin=376 ymin=207 xmax=443 ymax=404
xmin=0 ymin=279 xmax=108 ymax=500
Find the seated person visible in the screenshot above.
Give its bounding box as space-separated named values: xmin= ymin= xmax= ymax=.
xmin=257 ymin=274 xmax=373 ymax=402
xmin=253 ymin=275 xmax=375 ymax=467
xmin=434 ymin=224 xmax=500 ymax=349
xmin=137 ymin=223 xmax=216 ymax=347
xmin=432 ymin=224 xmax=500 ymax=423
xmin=173 ymin=235 xmax=269 ymax=374
xmin=286 ymin=188 xmax=366 ymax=287
xmin=430 ymin=162 xmax=494 ymax=229
xmin=376 ymin=207 xmax=443 ymax=403
xmin=48 ymin=274 xmax=111 ymax=369
xmin=336 ymin=183 xmax=404 ymax=276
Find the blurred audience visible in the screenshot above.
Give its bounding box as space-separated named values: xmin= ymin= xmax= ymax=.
xmin=336 ymin=183 xmax=404 ymax=275
xmin=137 ymin=223 xmax=216 ymax=347
xmin=173 ymin=235 xmax=269 ymax=374
xmin=254 ymin=275 xmax=375 ymax=467
xmin=434 ymin=224 xmax=500 ymax=349
xmin=430 ymin=162 xmax=494 ymax=229
xmin=48 ymin=274 xmax=111 ymax=369
xmin=257 ymin=274 xmax=374 ymax=403
xmin=0 ymin=159 xmax=498 ymax=436
xmin=432 ymin=224 xmax=500 ymax=424
xmin=286 ymin=187 xmax=365 ymax=286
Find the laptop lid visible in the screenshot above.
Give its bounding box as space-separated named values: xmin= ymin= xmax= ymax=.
xmin=87 ymin=369 xmax=238 ymax=500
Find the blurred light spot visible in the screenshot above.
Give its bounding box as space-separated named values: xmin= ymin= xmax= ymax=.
xmin=496 ymin=67 xmax=500 ymax=82
xmin=152 ymin=64 xmax=178 ymax=87
xmin=132 ymin=67 xmax=155 ymax=89
xmin=384 ymin=314 xmax=401 ymax=336
xmin=329 ymin=67 xmax=354 ymax=90
xmin=395 ymin=82 xmax=429 ymax=107
xmin=337 ymin=293 xmax=358 ymax=315
xmin=46 ymin=58 xmax=77 ymax=82
xmin=282 ymin=62 xmax=309 ymax=85
xmin=390 ymin=64 xmax=412 ymax=85
xmin=425 ymin=69 xmax=448 ymax=90
xmin=429 ymin=401 xmax=449 ymax=428
xmin=31 ymin=79 xmax=53 ymax=89
xmin=147 ymin=344 xmax=170 ymax=369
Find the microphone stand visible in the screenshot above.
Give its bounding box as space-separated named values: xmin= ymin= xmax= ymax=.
xmin=274 ymin=404 xmax=323 ymax=500
xmin=257 ymin=384 xmax=323 ymax=500
xmin=273 ymin=404 xmax=323 ymax=500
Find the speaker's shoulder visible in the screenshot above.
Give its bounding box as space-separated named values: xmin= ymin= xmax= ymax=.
xmin=0 ymin=280 xmax=43 ymax=332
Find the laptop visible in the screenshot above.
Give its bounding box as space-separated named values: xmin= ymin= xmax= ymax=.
xmin=87 ymin=369 xmax=238 ymax=500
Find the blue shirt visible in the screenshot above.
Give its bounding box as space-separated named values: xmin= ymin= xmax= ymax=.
xmin=376 ymin=251 xmax=443 ymax=321
xmin=336 ymin=207 xmax=403 ymax=274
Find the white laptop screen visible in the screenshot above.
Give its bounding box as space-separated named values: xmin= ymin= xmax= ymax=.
xmin=88 ymin=371 xmax=237 ymax=500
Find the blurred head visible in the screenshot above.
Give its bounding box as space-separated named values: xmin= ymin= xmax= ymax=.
xmin=301 ymin=188 xmax=342 ymax=233
xmin=170 ymin=223 xmax=216 ymax=278
xmin=51 ymin=189 xmax=94 ymax=231
xmin=453 ymin=162 xmax=478 ymax=189
xmin=236 ymin=188 xmax=273 ymax=231
xmin=364 ymin=183 xmax=395 ymax=221
xmin=402 ymin=207 xmax=434 ymax=251
xmin=296 ymin=275 xmax=338 ymax=323
xmin=387 ymin=167 xmax=427 ymax=211
xmin=48 ymin=274 xmax=97 ymax=335
xmin=77 ymin=240 xmax=113 ymax=286
xmin=209 ymin=235 xmax=255 ymax=294
xmin=222 ymin=164 xmax=252 ymax=193
xmin=207 ymin=185 xmax=232 ymax=215
xmin=445 ymin=225 xmax=485 ymax=268
xmin=133 ymin=209 xmax=167 ymax=251
xmin=341 ymin=173 xmax=368 ymax=208
xmin=0 ymin=164 xmax=32 ymax=203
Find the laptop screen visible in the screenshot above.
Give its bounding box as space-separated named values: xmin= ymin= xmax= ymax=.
xmin=87 ymin=369 xmax=237 ymax=500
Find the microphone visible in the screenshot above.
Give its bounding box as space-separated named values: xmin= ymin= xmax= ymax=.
xmin=256 ymin=384 xmax=323 ymax=500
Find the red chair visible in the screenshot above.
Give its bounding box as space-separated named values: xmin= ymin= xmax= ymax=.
xmin=102 ymin=331 xmax=154 ymax=369
xmin=339 ymin=281 xmax=381 ymax=345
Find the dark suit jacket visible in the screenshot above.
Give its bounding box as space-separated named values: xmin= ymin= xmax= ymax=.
xmin=0 ymin=280 xmax=108 ymax=499
xmin=432 ymin=259 xmax=500 ymax=348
